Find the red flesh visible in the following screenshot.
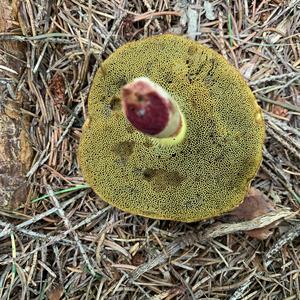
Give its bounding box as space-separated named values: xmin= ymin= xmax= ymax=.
xmin=121 ymin=80 xmax=170 ymax=135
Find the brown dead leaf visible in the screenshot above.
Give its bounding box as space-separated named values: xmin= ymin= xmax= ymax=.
xmin=47 ymin=285 xmax=64 ymax=300
xmin=228 ymin=188 xmax=277 ymax=240
xmin=230 ymin=188 xmax=275 ymax=220
xmin=271 ymin=97 xmax=289 ymax=118
xmin=246 ymin=223 xmax=278 ymax=240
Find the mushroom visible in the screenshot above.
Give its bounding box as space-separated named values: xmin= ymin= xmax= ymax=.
xmin=78 ymin=34 xmax=265 ymax=222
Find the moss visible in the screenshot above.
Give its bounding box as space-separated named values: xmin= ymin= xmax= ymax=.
xmin=78 ymin=34 xmax=265 ymax=222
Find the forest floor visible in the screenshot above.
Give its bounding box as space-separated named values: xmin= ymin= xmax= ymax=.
xmin=0 ymin=0 xmax=300 ymax=299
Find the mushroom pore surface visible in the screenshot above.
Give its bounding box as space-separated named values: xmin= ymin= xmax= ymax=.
xmin=78 ymin=34 xmax=265 ymax=222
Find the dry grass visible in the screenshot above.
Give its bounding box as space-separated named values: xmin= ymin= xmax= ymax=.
xmin=0 ymin=0 xmax=300 ymax=299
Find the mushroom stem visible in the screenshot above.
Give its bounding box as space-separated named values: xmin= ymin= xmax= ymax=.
xmin=121 ymin=77 xmax=185 ymax=140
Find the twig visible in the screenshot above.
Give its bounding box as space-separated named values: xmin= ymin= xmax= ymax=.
xmin=130 ymin=208 xmax=293 ymax=280
xmin=264 ymin=222 xmax=300 ymax=265
xmin=230 ymin=222 xmax=300 ymax=300
xmin=250 ymin=72 xmax=300 ymax=86
xmin=26 ymin=103 xmax=82 ymax=177
xmin=0 ymin=222 xmax=90 ymax=252
xmin=133 ymin=11 xmax=181 ymax=22
xmin=0 ymin=191 xmax=87 ymax=240
xmin=0 ymin=205 xmax=111 ymax=265
xmin=264 ymin=114 xmax=300 ymax=138
xmin=266 ymin=119 xmax=300 ymax=151
xmin=47 ymin=185 xmax=95 ymax=276
xmin=258 ymin=95 xmax=300 ymax=113
xmin=262 ymin=149 xmax=300 ymax=202
xmin=266 ymin=126 xmax=300 ymax=160
xmin=202 ymin=208 xmax=292 ymax=238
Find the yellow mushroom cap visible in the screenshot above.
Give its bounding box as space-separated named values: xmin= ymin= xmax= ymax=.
xmin=78 ymin=34 xmax=265 ymax=222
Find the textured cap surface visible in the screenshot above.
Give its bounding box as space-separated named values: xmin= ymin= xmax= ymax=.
xmin=78 ymin=34 xmax=265 ymax=222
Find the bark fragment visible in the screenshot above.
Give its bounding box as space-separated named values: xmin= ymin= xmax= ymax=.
xmin=0 ymin=0 xmax=32 ymax=208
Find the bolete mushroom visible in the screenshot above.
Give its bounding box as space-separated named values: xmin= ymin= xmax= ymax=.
xmin=78 ymin=34 xmax=265 ymax=222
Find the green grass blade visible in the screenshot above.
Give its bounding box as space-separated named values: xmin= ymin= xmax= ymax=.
xmin=31 ymin=184 xmax=90 ymax=203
